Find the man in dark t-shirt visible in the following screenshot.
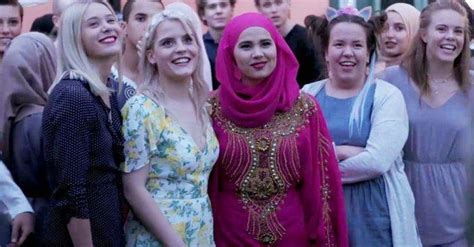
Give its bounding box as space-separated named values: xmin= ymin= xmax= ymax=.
xmin=197 ymin=0 xmax=236 ymax=90
xmin=255 ymin=0 xmax=324 ymax=87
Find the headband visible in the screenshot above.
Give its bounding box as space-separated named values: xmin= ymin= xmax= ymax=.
xmin=325 ymin=6 xmax=372 ymax=22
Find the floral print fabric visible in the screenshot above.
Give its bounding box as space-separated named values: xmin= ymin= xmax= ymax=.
xmin=121 ymin=94 xmax=218 ymax=246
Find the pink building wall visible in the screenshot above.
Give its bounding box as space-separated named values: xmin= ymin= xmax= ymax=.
xmin=22 ymin=2 xmax=52 ymax=32
xmin=22 ymin=0 xmax=328 ymax=32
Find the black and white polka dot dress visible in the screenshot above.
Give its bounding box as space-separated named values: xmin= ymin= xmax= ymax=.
xmin=41 ymin=78 xmax=125 ymax=246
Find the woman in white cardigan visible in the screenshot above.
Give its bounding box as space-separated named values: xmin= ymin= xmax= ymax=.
xmin=304 ymin=7 xmax=420 ymax=246
xmin=303 ymin=79 xmax=420 ymax=245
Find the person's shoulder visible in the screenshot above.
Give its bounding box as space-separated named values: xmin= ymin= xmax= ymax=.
xmin=53 ymin=77 xmax=89 ymax=89
xmin=123 ymin=93 xmax=165 ymax=118
xmin=375 ymin=78 xmax=399 ymax=92
xmin=289 ymin=24 xmax=309 ymax=41
xmin=377 ymin=65 xmax=410 ymax=88
xmin=45 ymin=79 xmax=98 ymax=122
xmin=125 ymin=93 xmax=153 ymax=109
xmin=296 ymin=91 xmax=319 ymax=113
xmin=378 ymin=65 xmax=407 ymax=79
xmin=203 ymin=32 xmax=216 ymax=44
xmin=283 ymin=24 xmax=305 ymax=41
xmin=299 ymin=91 xmax=316 ymax=102
xmin=49 ymin=78 xmax=94 ymax=103
xmin=295 ymin=92 xmax=327 ymax=125
xmin=301 ymin=79 xmax=327 ymax=95
xmin=374 ymin=78 xmax=405 ymax=106
xmin=203 ymin=31 xmax=211 ymax=39
xmin=292 ymin=24 xmax=307 ymax=34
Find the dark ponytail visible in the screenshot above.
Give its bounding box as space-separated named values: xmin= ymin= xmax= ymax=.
xmin=305 ymin=14 xmax=329 ymax=56
xmin=369 ymin=11 xmax=387 ymax=35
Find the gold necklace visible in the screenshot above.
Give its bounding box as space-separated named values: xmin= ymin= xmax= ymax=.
xmin=428 ymin=73 xmax=453 ymax=95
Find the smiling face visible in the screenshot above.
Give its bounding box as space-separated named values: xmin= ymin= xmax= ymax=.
xmin=380 ymin=11 xmax=410 ymax=58
xmin=147 ymin=19 xmax=199 ymax=81
xmin=0 ymin=5 xmax=21 ymax=56
xmin=124 ymin=0 xmax=163 ymax=48
xmin=81 ymin=2 xmax=122 ymax=61
xmin=201 ymin=0 xmax=234 ymax=30
xmin=422 ymin=9 xmax=465 ymax=65
xmin=233 ymin=26 xmax=277 ymax=86
xmin=257 ymin=0 xmax=290 ymax=28
xmin=325 ymin=22 xmax=369 ymax=87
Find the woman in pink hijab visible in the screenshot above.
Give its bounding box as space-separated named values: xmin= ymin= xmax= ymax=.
xmin=208 ymin=12 xmax=348 ymax=246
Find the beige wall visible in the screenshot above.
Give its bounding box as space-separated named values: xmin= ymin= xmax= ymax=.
xmin=21 ymin=0 xmax=328 ymax=32
xmin=22 ymin=2 xmax=52 ymax=32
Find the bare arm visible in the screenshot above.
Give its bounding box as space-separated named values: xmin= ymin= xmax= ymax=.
xmin=67 ymin=218 xmax=93 ymax=247
xmin=122 ymin=166 xmax=185 ymax=247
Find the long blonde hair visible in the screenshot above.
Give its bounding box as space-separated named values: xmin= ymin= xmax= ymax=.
xmin=402 ymin=0 xmax=471 ymax=95
xmin=139 ymin=9 xmax=210 ymax=130
xmin=49 ymin=0 xmax=119 ymax=96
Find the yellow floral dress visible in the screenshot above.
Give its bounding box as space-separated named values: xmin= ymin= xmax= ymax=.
xmin=121 ymin=94 xmax=219 ymax=247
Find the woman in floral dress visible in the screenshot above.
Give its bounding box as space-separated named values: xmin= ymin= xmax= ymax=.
xmin=120 ymin=5 xmax=218 ymax=247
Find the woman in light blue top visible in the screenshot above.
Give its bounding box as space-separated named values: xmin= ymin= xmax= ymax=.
xmin=304 ymin=6 xmax=420 ymax=247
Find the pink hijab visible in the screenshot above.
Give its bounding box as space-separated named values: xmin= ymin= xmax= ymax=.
xmin=216 ymin=12 xmax=300 ymax=128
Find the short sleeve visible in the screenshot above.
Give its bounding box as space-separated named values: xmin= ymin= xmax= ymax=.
xmin=121 ymin=95 xmax=160 ymax=173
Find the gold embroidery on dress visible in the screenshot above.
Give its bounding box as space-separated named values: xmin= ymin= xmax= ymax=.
xmin=317 ymin=115 xmax=336 ymax=247
xmin=211 ymin=94 xmax=318 ymax=244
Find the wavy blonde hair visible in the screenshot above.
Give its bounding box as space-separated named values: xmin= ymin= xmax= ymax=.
xmin=139 ymin=9 xmax=210 ymax=131
xmin=49 ymin=0 xmax=119 ymax=96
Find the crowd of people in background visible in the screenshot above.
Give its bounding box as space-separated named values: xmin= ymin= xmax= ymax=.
xmin=0 ymin=0 xmax=473 ymax=246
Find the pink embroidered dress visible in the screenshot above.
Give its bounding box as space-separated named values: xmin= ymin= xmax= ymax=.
xmin=208 ymin=13 xmax=348 ymax=247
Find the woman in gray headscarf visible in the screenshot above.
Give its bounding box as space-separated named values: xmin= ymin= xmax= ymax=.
xmin=0 ymin=32 xmax=57 ymax=244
